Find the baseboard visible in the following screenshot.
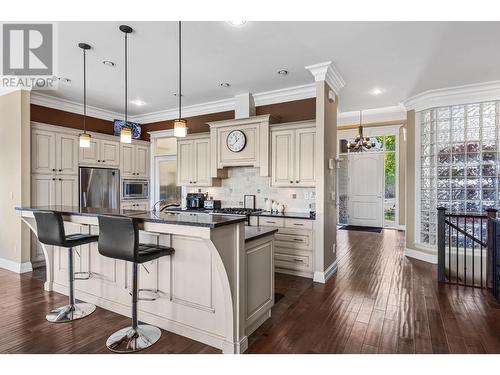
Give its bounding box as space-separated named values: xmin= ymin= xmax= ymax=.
xmin=275 ymin=268 xmax=313 ymax=279
xmin=313 ymin=260 xmax=338 ymax=284
xmin=0 ymin=258 xmax=33 ymax=274
xmin=405 ymin=247 xmax=437 ymax=264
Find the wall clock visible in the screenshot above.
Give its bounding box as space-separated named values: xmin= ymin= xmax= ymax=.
xmin=226 ymin=130 xmax=246 ymax=153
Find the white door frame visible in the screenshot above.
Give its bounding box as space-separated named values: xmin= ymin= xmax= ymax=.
xmin=337 ymin=124 xmax=402 ymax=228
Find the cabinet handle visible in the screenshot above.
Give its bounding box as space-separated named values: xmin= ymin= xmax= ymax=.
xmin=267 ymin=221 xmax=276 ymax=224
xmin=293 ymin=238 xmax=302 ymax=242
xmin=293 ymin=258 xmax=304 ymax=263
xmin=293 ymin=223 xmax=304 ymax=226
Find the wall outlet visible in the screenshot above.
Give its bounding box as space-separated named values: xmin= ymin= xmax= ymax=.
xmin=257 ymin=189 xmax=261 ymax=194
xmin=292 ymin=193 xmax=296 ymax=199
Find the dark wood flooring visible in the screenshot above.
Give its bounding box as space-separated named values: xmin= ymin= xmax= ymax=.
xmin=1 ymin=229 xmax=500 ymax=354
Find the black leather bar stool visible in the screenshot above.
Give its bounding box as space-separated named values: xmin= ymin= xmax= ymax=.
xmin=33 ymin=211 xmax=98 ymax=323
xmin=97 ymin=215 xmax=174 ymax=353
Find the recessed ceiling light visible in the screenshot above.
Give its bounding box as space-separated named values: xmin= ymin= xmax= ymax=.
xmin=130 ymin=99 xmax=146 ymax=106
xmin=102 ymin=60 xmax=116 ymax=67
xmin=56 ymin=77 xmax=71 ymax=83
xmin=371 ymin=88 xmax=383 ymax=95
xmin=278 ymin=69 xmax=289 ymax=76
xmin=220 ymin=82 xmax=230 ymax=87
xmin=227 ymin=21 xmax=247 ymax=26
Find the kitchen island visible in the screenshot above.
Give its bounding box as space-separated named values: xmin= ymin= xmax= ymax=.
xmin=16 ymin=206 xmax=277 ymax=354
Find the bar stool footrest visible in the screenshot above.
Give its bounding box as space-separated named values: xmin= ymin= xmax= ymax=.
xmin=129 ymin=288 xmax=160 ymax=301
xmin=74 ymin=271 xmax=94 ymax=280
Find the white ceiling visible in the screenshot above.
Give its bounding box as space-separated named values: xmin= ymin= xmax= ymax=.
xmin=39 ymin=21 xmax=500 ymax=117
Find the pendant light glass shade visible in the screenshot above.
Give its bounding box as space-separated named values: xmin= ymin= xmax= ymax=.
xmin=174 ymin=119 xmax=187 ymax=137
xmin=79 ymin=133 xmax=91 ymax=148
xmin=120 ymin=127 xmax=132 ymax=143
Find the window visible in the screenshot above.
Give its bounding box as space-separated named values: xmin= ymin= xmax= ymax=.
xmin=419 ymin=101 xmax=499 ymax=246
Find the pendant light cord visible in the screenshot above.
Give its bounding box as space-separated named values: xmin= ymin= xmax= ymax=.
xmin=83 ymin=48 xmax=87 ymax=133
xmin=125 ymin=32 xmax=128 ymax=124
xmin=178 ymin=20 xmax=182 ymax=120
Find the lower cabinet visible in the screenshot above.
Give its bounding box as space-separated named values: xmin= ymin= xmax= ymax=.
xmin=254 ymin=216 xmax=314 ymax=278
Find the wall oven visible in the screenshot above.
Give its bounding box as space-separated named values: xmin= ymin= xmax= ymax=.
xmin=122 ymin=179 xmax=149 ymax=200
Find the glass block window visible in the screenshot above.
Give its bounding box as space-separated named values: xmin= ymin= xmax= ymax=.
xmin=420 ymin=101 xmax=499 ymax=246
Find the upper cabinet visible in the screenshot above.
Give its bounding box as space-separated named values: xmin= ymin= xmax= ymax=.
xmin=120 ymin=143 xmax=149 ymax=178
xmin=80 ymin=138 xmax=120 ymax=167
xmin=177 ymin=134 xmax=220 ymax=187
xmin=32 ymin=128 xmax=78 ymax=175
xmin=271 ymin=121 xmax=316 ymax=187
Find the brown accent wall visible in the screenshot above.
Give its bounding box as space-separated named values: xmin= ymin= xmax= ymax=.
xmin=30 ymin=97 xmax=316 ymax=142
xmin=256 ymin=98 xmax=316 ymax=123
xmin=141 ymin=111 xmax=235 ymax=141
xmin=31 ymin=104 xmax=114 ymax=135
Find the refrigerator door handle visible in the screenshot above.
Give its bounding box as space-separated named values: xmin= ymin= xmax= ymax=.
xmin=82 ymin=191 xmax=87 ymax=207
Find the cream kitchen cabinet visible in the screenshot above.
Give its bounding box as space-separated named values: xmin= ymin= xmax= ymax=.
xmin=121 ymin=200 xmax=150 ymax=211
xmin=32 ymin=129 xmax=79 ymax=175
xmin=177 ymin=135 xmax=218 ymax=187
xmin=79 ymin=138 xmax=120 ymax=167
xmin=271 ymin=122 xmax=316 ymax=187
xmin=120 ymin=143 xmax=149 ymax=178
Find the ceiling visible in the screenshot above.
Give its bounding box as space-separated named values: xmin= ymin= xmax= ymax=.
xmin=38 ymin=21 xmax=500 ymax=117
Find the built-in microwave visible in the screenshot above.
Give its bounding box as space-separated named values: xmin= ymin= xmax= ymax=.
xmin=122 ymin=179 xmax=149 ymax=200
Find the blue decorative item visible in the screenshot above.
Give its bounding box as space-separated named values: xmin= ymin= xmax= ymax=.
xmin=113 ymin=119 xmax=141 ymax=139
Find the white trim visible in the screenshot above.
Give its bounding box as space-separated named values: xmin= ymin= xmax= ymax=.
xmin=414 ymin=111 xmax=423 ymax=248
xmin=403 ymin=80 xmax=500 ymax=112
xmin=148 ymin=129 xmax=175 ymax=139
xmin=0 ymin=258 xmax=33 ymax=274
xmin=313 ymin=259 xmax=337 ymax=284
xmin=337 ymin=105 xmax=407 ymax=126
xmin=398 ymin=225 xmax=406 ymax=231
xmin=304 ymin=61 xmax=345 ymax=94
xmin=30 ymin=92 xmax=123 ymax=121
xmin=404 ymin=247 xmax=437 ymax=264
xmin=253 ymin=83 xmax=316 ymax=106
xmin=337 ymin=123 xmax=403 ymax=139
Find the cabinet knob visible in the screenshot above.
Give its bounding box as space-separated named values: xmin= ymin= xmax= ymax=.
xmin=296 ymin=180 xmax=299 ymax=183
xmin=102 ymin=160 xmax=105 ymax=163
xmin=52 ymin=169 xmax=56 ymax=172
xmin=52 ymin=178 xmax=55 ymax=181
xmin=290 ymin=180 xmax=293 ymax=183
xmin=97 ymin=160 xmax=101 ymax=162
xmin=59 ymin=169 xmax=62 ymax=172
xmin=59 ymin=178 xmax=62 ymax=181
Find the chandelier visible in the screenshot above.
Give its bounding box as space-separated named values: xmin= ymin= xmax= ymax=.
xmin=347 ymin=111 xmax=376 ymax=152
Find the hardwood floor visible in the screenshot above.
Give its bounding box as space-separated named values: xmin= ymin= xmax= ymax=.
xmin=1 ymin=228 xmax=499 ymax=354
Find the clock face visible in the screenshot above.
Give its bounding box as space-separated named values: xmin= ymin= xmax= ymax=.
xmin=226 ymin=130 xmax=246 ymax=153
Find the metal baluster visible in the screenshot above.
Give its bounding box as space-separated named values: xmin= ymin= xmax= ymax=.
xmin=464 ymin=218 xmax=467 ymax=286
xmin=448 ymin=217 xmax=451 ymax=282
xmin=456 ymin=216 xmax=459 ymax=285
xmin=481 ymin=217 xmax=484 ymax=288
xmin=472 ymin=217 xmax=475 ymax=287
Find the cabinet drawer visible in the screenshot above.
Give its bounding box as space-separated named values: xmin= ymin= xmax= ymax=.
xmin=284 ymin=218 xmax=313 ymax=230
xmin=275 ymin=232 xmax=312 ymax=251
xmin=275 ymin=252 xmax=312 ymax=272
xmin=258 ymin=217 xmax=285 ymax=227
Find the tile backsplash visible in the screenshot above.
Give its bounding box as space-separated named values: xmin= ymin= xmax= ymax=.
xmin=186 ymin=167 xmax=315 ymax=212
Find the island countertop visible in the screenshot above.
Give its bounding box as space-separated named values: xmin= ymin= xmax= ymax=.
xmin=15 ymin=206 xmax=247 ymax=228
xmin=244 ymin=226 xmax=278 ymax=242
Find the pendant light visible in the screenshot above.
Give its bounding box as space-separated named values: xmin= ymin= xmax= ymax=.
xmin=120 ymin=25 xmax=133 ymax=144
xmin=78 ymin=43 xmax=91 ymax=148
xmin=174 ymin=21 xmax=187 ymax=137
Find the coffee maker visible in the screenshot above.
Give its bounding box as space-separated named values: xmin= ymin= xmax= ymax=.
xmin=185 ymin=193 xmax=207 ymax=210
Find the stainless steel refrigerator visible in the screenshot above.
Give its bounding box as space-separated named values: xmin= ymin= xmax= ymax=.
xmin=79 ymin=167 xmax=120 ymax=209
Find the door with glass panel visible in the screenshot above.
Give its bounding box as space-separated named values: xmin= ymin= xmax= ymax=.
xmin=154 ymin=155 xmax=182 ymax=205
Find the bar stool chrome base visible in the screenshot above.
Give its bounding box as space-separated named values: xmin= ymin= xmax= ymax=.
xmin=106 ymin=324 xmax=161 ymax=353
xmin=46 ymin=302 xmax=96 ymax=323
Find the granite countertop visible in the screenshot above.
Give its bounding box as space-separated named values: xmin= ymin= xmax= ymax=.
xmin=255 ymin=211 xmax=315 ymax=220
xmin=245 ymin=226 xmax=278 ymax=242
xmin=15 ymin=206 xmax=247 ymax=228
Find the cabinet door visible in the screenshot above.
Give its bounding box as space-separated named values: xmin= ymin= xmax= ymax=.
xmin=135 ymin=145 xmax=149 ymax=177
xmin=193 ymin=138 xmax=211 ymax=186
xmin=32 ymin=129 xmax=56 ymax=174
xmin=101 ymin=140 xmax=120 ymax=167
xmin=295 ymin=128 xmax=316 ymax=187
xmin=56 ymin=175 xmax=79 ymax=206
xmin=271 ymin=130 xmax=295 ymax=187
xmin=79 ymin=138 xmax=100 ymax=165
xmin=177 ymin=141 xmax=193 ymax=186
xmin=55 ymin=133 xmax=79 ymax=175
xmin=120 ymin=144 xmax=135 ymax=177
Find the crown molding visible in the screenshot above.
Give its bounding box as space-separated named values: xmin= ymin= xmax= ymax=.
xmin=337 ymin=105 xmax=407 ymax=126
xmin=253 ymin=83 xmax=316 ymax=106
xmin=30 ymin=91 xmax=122 ymax=121
xmin=304 ymin=61 xmax=345 ymax=94
xmin=403 ymin=80 xmax=500 ymax=112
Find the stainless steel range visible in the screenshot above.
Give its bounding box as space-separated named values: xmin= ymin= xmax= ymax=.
xmin=212 ymin=208 xmax=263 ymax=225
